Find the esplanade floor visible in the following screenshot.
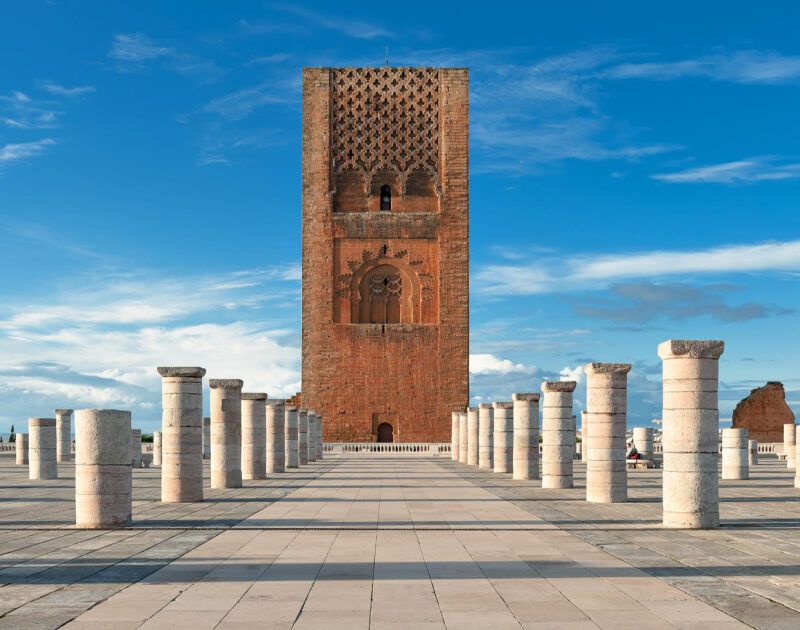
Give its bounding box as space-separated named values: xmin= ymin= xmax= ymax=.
xmin=0 ymin=454 xmax=799 ymax=629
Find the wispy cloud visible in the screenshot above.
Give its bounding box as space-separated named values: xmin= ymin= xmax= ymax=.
xmin=109 ymin=33 xmax=172 ymax=62
xmin=605 ymin=50 xmax=800 ymax=84
xmin=275 ymin=5 xmax=392 ymax=40
xmin=108 ymin=33 xmax=221 ymax=81
xmin=0 ymin=138 xmax=56 ymax=165
xmin=245 ymin=53 xmax=291 ymax=66
xmin=40 ymin=81 xmax=96 ymax=97
xmin=0 ymin=91 xmax=59 ymax=129
xmin=476 ymin=239 xmax=800 ymax=295
xmin=200 ymin=82 xmax=295 ymax=121
xmin=652 ymin=157 xmax=800 ymax=183
xmin=469 ymin=353 xmax=537 ymax=375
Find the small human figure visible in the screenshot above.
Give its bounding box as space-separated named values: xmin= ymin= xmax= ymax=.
xmin=626 ymin=440 xmax=640 ymax=460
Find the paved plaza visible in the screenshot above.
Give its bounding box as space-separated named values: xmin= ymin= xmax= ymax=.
xmin=0 ymin=455 xmax=799 ymax=629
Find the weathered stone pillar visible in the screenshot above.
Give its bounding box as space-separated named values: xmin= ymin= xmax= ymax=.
xmin=585 ymin=363 xmax=631 ymax=503
xmin=285 ymin=406 xmax=299 ymax=468
xmin=241 ymin=392 xmax=267 ymax=480
xmin=55 ymin=409 xmax=73 ymax=463
xmin=317 ymin=414 xmax=324 ymax=460
xmin=572 ymin=415 xmax=578 ymax=457
xmin=152 ymin=431 xmax=162 ymax=467
xmin=541 ymin=382 xmax=576 ymax=488
xmin=307 ymin=410 xmax=318 ymax=462
xmin=478 ymin=403 xmax=494 ymax=470
xmin=581 ymin=410 xmax=588 ymax=463
xmin=75 ymin=409 xmax=132 ymax=528
xmin=131 ymin=429 xmax=142 ymax=468
xmin=298 ymin=409 xmax=309 ymax=465
xmin=492 ymin=402 xmax=513 ymax=474
xmin=202 ymin=417 xmax=211 ymax=460
xmin=633 ymin=427 xmax=654 ymax=460
xmin=451 ymin=412 xmax=460 ymax=461
xmin=659 ymin=339 xmax=724 ymax=529
xmin=16 ymin=433 xmax=28 ymax=465
xmin=467 ymin=407 xmax=479 ymax=466
xmin=784 ymin=424 xmax=796 ymax=470
xmin=210 ymin=379 xmax=243 ymax=489
xmin=749 ymin=439 xmax=758 ymax=466
xmin=512 ymin=393 xmax=540 ymax=480
xmin=458 ymin=412 xmax=468 ymax=463
xmin=158 ymin=367 xmax=204 ymax=503
xmin=265 ymin=399 xmax=285 ymax=473
xmin=721 ymin=428 xmax=749 ymax=480
xmin=794 ymin=429 xmax=800 ymax=489
xmin=29 ymin=417 xmax=57 ymax=479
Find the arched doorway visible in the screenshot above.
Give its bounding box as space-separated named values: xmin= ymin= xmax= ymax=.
xmin=377 ymin=422 xmax=394 ymax=443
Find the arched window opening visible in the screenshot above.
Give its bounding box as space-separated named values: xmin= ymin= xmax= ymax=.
xmin=377 ymin=422 xmax=394 ymax=443
xmin=356 ymin=264 xmax=413 ymax=324
xmin=380 ymin=185 xmax=391 ymax=211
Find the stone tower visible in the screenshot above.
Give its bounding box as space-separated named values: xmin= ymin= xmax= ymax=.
xmin=301 ymin=67 xmax=469 ymax=443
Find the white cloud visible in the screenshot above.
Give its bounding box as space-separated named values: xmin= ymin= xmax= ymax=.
xmin=275 ymin=5 xmax=391 ymax=39
xmin=1 ymin=91 xmax=59 ymax=129
xmin=109 ymin=33 xmax=172 ymax=62
xmin=652 ymin=157 xmax=800 ymax=183
xmin=108 ymin=33 xmax=221 ymax=81
xmin=469 ymin=353 xmax=537 ymax=375
xmin=200 ymin=83 xmax=294 ymax=121
xmin=476 ymin=239 xmax=800 ymax=295
xmin=0 ymin=138 xmax=56 ymax=165
xmin=40 ymin=81 xmax=95 ymax=97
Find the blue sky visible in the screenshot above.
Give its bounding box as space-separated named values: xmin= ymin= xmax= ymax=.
xmin=1 ymin=1 xmax=799 ymax=434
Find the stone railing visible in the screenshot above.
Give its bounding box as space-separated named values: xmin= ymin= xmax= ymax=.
xmin=324 ymin=443 xmax=451 ymax=455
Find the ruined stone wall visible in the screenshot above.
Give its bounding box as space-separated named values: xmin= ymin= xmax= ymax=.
xmin=301 ymin=67 xmax=469 ymax=443
xmin=732 ymin=381 xmax=795 ymax=442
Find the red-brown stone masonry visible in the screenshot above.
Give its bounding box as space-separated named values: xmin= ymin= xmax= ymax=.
xmin=301 ymin=68 xmax=469 ymax=443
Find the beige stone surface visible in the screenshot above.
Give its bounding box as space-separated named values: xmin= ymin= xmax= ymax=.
xmin=285 ymin=406 xmax=299 ymax=468
xmin=130 ymin=429 xmax=142 ymax=468
xmin=466 ymin=407 xmax=478 ymax=466
xmin=266 ymin=400 xmax=286 ymax=473
xmin=210 ymin=379 xmax=243 ymax=489
xmin=55 ymin=409 xmax=73 ymax=463
xmin=721 ymin=428 xmax=749 ymax=480
xmin=450 ymin=411 xmax=460 ymax=462
xmin=29 ymin=417 xmax=57 ymax=479
xmin=152 ymin=431 xmax=161 ymax=467
xmin=478 ymin=403 xmax=493 ymax=470
xmin=458 ymin=411 xmax=468 ymax=464
xmin=512 ymin=394 xmax=538 ymax=480
xmin=785 ymin=423 xmax=797 ymax=470
xmin=160 ymin=369 xmax=204 ymax=503
xmin=492 ymin=402 xmax=513 ymax=473
xmin=241 ymin=393 xmax=267 ymax=480
xmin=298 ymin=409 xmax=309 ymax=466
xmin=15 ymin=432 xmax=28 ymax=465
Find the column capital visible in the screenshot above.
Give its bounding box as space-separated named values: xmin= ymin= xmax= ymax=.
xmin=266 ymin=399 xmax=286 ymax=406
xmin=583 ymin=363 xmax=631 ymax=375
xmin=209 ymin=379 xmax=243 ymax=389
xmin=55 ymin=409 xmax=73 ymax=415
xmin=478 ymin=402 xmax=494 ymax=409
xmin=512 ymin=392 xmax=541 ymax=401
xmin=157 ymin=367 xmax=206 ymax=378
xmin=658 ymin=339 xmax=724 ymax=360
xmin=241 ymin=392 xmax=268 ymax=400
xmin=541 ymin=381 xmax=577 ymax=393
xmin=492 ymin=401 xmax=513 ymax=409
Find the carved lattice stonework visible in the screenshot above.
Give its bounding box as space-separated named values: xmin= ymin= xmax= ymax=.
xmin=331 ymin=67 xmax=440 ymax=194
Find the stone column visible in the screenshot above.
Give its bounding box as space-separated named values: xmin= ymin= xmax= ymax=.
xmin=153 ymin=431 xmax=162 ymax=467
xmin=75 ymin=409 xmax=132 ymax=528
xmin=659 ymin=339 xmax=725 ymax=529
xmin=285 ymin=406 xmax=299 ymax=468
xmin=794 ymin=429 xmax=800 ymax=489
xmin=581 ymin=410 xmax=589 ymax=463
xmin=721 ymin=428 xmax=749 ymax=480
xmin=492 ymin=402 xmax=513 ymax=473
xmin=572 ymin=415 xmax=578 ymax=458
xmin=478 ymin=403 xmax=494 ymax=470
xmin=16 ymin=433 xmax=28 ymax=465
xmin=458 ymin=412 xmax=468 ymax=463
xmin=317 ymin=414 xmax=324 ymax=460
xmin=266 ymin=400 xmax=285 ymax=473
xmin=451 ymin=412 xmax=460 ymax=461
xmin=541 ymin=382 xmax=576 ymax=488
xmin=585 ymin=363 xmax=631 ymax=503
xmin=298 ymin=409 xmax=309 ymax=465
xmin=29 ymin=417 xmax=57 ymax=479
xmin=202 ymin=417 xmax=211 ymax=460
xmin=210 ymin=378 xmax=243 ymax=489
xmin=55 ymin=409 xmax=73 ymax=463
xmin=241 ymin=392 xmax=267 ymax=480
xmin=749 ymin=440 xmax=758 ymax=466
xmin=307 ymin=410 xmax=318 ymax=462
xmin=467 ymin=407 xmax=479 ymax=466
xmin=512 ymin=393 xmax=540 ymax=481
xmin=158 ymin=367 xmax=204 ymax=503
xmin=784 ymin=424 xmax=796 ymax=470
xmin=131 ymin=429 xmax=142 ymax=468
xmin=633 ymin=427 xmax=654 ymax=460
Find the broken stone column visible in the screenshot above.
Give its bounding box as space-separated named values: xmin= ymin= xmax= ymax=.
xmin=298 ymin=409 xmax=309 ymax=465
xmin=467 ymin=407 xmax=479 ymax=466
xmin=152 ymin=431 xmax=162 ymax=467
xmin=721 ymin=428 xmax=749 ymax=480
xmin=317 ymin=414 xmax=324 ymax=460
xmin=458 ymin=412 xmax=468 ymax=463
xmin=492 ymin=402 xmax=513 ymax=474
xmin=210 ymin=378 xmax=243 ymax=489
xmin=633 ymin=427 xmax=654 ymax=460
xmin=16 ymin=433 xmax=28 ymax=465
xmin=451 ymin=412 xmax=460 ymax=461
xmin=794 ymin=430 xmax=800 ymax=489
xmin=513 ymin=393 xmax=540 ymax=481
xmin=542 ymin=382 xmax=576 ymax=488
xmin=307 ymin=410 xmax=318 ymax=462
xmin=285 ymin=406 xmax=299 ymax=468
xmin=749 ymin=439 xmax=758 ymax=466
xmin=55 ymin=409 xmax=73 ymax=463
xmin=29 ymin=417 xmax=57 ymax=479
xmin=241 ymin=392 xmax=267 ymax=480
xmin=581 ymin=410 xmax=589 ymax=463
xmin=784 ymin=424 xmax=796 ymax=470
xmin=202 ymin=417 xmax=211 ymax=460
xmin=585 ymin=363 xmax=631 ymax=503
xmin=266 ymin=399 xmax=285 ymax=474
xmin=478 ymin=403 xmax=494 ymax=470
xmin=75 ymin=409 xmax=132 ymax=528
xmin=659 ymin=339 xmax=725 ymax=529
xmin=158 ymin=367 xmax=204 ymax=503
xmin=131 ymin=429 xmax=142 ymax=468
xmin=572 ymin=415 xmax=578 ymax=457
